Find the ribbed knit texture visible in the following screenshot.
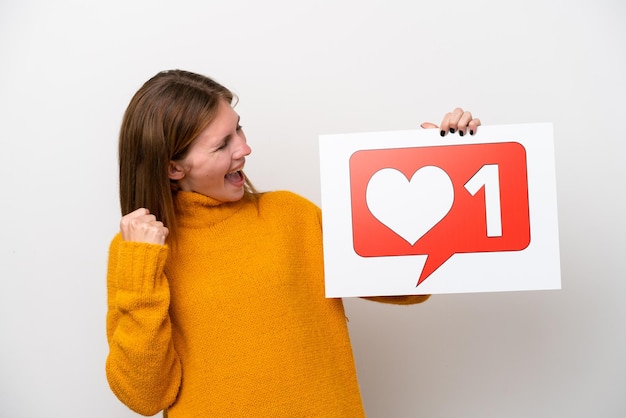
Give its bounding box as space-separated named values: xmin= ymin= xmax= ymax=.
xmin=106 ymin=191 xmax=366 ymax=417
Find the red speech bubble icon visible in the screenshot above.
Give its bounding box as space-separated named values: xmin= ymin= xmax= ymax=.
xmin=349 ymin=142 xmax=530 ymax=286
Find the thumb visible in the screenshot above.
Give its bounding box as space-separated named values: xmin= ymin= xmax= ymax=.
xmin=420 ymin=122 xmax=439 ymax=129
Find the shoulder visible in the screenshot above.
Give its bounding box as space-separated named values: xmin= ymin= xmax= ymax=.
xmin=257 ymin=190 xmax=319 ymax=212
xmin=254 ymin=191 xmax=321 ymax=224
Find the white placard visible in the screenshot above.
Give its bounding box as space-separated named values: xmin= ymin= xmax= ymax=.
xmin=319 ymin=123 xmax=561 ymax=297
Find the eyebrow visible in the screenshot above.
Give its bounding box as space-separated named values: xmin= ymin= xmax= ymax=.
xmin=215 ymin=116 xmax=241 ymax=148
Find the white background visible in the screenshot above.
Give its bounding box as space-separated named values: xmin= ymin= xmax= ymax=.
xmin=1 ymin=1 xmax=624 ymax=417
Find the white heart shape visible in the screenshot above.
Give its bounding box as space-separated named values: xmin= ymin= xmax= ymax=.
xmin=365 ymin=166 xmax=454 ymax=245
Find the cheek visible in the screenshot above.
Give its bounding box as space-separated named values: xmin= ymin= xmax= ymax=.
xmin=199 ymin=159 xmax=228 ymax=183
xmin=187 ymin=155 xmax=216 ymax=177
xmin=214 ymin=156 xmax=233 ymax=174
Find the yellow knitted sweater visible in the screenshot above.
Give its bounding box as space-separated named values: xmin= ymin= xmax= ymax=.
xmin=106 ymin=190 xmax=428 ymax=417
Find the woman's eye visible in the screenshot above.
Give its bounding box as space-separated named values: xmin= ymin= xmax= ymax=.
xmin=236 ymin=124 xmax=243 ymax=131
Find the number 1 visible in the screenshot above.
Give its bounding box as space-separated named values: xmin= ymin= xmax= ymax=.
xmin=464 ymin=164 xmax=502 ymax=237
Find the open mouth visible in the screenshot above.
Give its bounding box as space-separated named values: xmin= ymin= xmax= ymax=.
xmin=225 ymin=169 xmax=245 ymax=184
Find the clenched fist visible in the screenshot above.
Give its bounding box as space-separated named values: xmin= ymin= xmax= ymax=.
xmin=120 ymin=208 xmax=169 ymax=245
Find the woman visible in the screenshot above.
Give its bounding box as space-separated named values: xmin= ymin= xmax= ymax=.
xmin=106 ymin=69 xmax=480 ymax=417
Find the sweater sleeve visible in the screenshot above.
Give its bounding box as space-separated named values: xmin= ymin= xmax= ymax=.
xmin=105 ymin=234 xmax=182 ymax=416
xmin=361 ymin=295 xmax=431 ymax=304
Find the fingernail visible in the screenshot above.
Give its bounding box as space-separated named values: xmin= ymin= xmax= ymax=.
xmin=449 ymin=128 xmax=455 ymax=134
xmin=440 ymin=130 xmax=445 ymax=137
xmin=469 ymin=130 xmax=474 ymax=136
xmin=459 ymin=130 xmax=464 ymax=137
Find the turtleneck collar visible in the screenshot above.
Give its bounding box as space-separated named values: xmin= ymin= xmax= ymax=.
xmin=173 ymin=191 xmax=250 ymax=228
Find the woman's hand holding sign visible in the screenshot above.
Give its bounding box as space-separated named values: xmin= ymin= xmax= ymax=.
xmin=420 ymin=107 xmax=481 ymax=136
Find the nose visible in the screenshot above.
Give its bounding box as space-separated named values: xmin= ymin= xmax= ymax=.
xmin=233 ymin=132 xmax=251 ymax=159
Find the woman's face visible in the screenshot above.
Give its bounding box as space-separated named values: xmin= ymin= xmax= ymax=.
xmin=170 ymin=100 xmax=252 ymax=202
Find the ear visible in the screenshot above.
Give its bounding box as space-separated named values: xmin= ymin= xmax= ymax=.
xmin=168 ymin=161 xmax=186 ymax=181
